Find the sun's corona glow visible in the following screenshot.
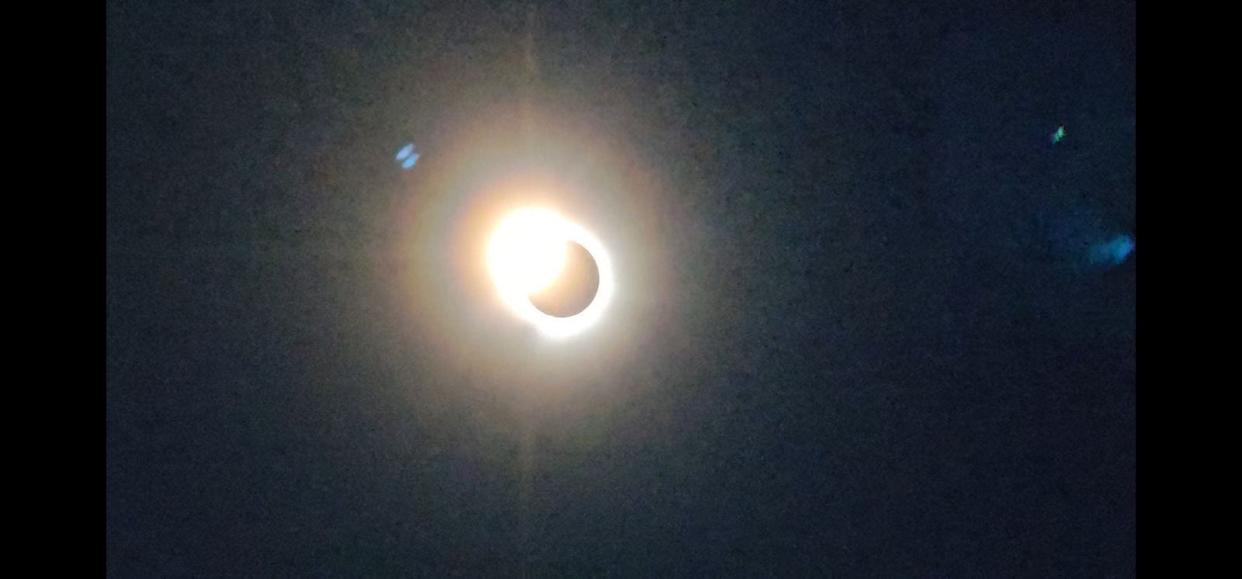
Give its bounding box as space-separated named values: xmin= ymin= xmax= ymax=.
xmin=486 ymin=208 xmax=614 ymax=338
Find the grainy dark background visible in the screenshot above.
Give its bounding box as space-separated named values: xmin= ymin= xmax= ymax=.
xmin=107 ymin=0 xmax=1135 ymax=576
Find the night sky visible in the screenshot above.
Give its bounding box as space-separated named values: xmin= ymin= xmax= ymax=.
xmin=107 ymin=1 xmax=1135 ymax=576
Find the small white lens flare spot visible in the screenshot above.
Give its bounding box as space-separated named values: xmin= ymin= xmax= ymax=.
xmin=487 ymin=208 xmax=614 ymax=339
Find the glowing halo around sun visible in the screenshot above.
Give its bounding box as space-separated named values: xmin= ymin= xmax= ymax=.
xmin=487 ymin=208 xmax=614 ymax=339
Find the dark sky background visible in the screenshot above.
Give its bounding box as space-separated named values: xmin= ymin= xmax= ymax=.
xmin=107 ymin=0 xmax=1135 ymax=576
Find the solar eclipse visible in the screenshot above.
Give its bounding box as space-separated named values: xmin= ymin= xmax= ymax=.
xmin=486 ymin=208 xmax=614 ymax=339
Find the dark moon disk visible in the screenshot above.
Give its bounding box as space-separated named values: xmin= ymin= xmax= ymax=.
xmin=528 ymin=241 xmax=600 ymax=318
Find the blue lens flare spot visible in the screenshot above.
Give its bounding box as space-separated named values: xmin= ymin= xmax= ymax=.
xmin=395 ymin=143 xmax=419 ymax=170
xmin=1051 ymin=125 xmax=1066 ymax=144
xmin=1088 ymin=234 xmax=1135 ymax=267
